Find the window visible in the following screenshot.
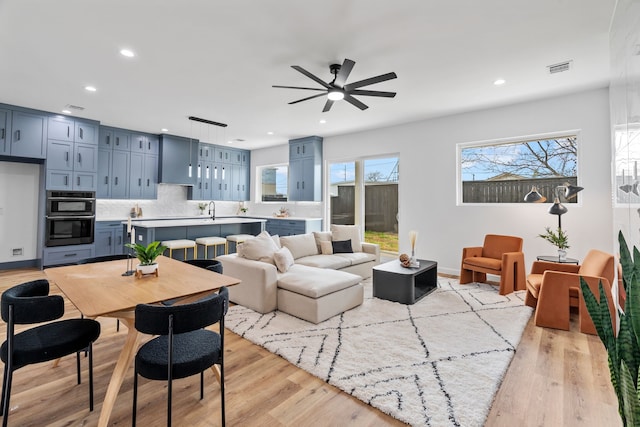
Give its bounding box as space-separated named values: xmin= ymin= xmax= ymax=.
xmin=260 ymin=165 xmax=288 ymax=202
xmin=459 ymin=133 xmax=579 ymax=204
xmin=329 ymin=156 xmax=399 ymax=253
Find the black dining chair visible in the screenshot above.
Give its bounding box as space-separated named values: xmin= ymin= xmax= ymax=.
xmin=0 ymin=280 xmax=101 ymax=426
xmin=77 ymin=254 xmax=130 ymax=331
xmin=132 ymin=287 xmax=229 ymax=427
xmin=183 ymin=258 xmax=223 ymax=274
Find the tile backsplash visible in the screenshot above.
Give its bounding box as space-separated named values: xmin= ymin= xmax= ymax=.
xmin=96 ymin=184 xmax=242 ymax=219
xmin=97 ymin=183 xmax=324 ymax=220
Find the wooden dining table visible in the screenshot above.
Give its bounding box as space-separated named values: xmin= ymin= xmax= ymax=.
xmin=44 ymin=255 xmax=240 ymax=427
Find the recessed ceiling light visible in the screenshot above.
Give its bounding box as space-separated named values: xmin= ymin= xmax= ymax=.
xmin=319 ymin=119 xmax=327 ymax=124
xmin=267 ymin=131 xmax=274 ymax=135
xmin=227 ymin=140 xmax=233 ymax=144
xmin=493 ymin=79 xmax=506 ymax=86
xmin=62 ymin=109 xmax=71 ymax=114
xmin=161 ymin=128 xmax=168 ymax=132
xmin=85 ymin=86 xmax=97 ymax=92
xmin=120 ymin=49 xmax=135 ymax=58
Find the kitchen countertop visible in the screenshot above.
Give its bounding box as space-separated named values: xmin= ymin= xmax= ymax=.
xmin=248 ymin=215 xmax=323 ymax=221
xmin=121 ymin=217 xmax=266 ymax=228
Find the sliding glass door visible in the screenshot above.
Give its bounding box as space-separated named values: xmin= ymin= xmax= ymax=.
xmin=328 ymin=156 xmax=398 ymax=253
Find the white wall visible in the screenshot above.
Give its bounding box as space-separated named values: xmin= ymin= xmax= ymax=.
xmin=323 ymin=88 xmax=613 ymax=274
xmin=0 ymin=161 xmax=41 ymax=263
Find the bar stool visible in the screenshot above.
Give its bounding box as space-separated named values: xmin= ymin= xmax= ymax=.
xmin=225 ymin=234 xmax=255 ymax=253
xmin=161 ymin=239 xmax=196 ymax=260
xmin=195 ymin=236 xmax=228 ymax=259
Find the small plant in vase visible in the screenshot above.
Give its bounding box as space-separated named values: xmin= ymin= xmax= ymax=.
xmin=125 ymin=241 xmax=167 ymax=277
xmin=198 ymin=203 xmax=207 ymax=215
xmin=538 ymin=227 xmax=570 ymax=260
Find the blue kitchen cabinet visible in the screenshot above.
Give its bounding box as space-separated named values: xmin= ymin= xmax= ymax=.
xmin=0 ymin=108 xmax=10 ymax=155
xmin=10 ymin=110 xmax=47 ymax=159
xmin=159 ymin=134 xmax=198 ymax=185
xmin=288 ymin=136 xmax=322 ymax=201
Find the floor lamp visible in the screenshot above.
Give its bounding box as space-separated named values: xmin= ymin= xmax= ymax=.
xmin=524 ymin=183 xmax=584 ymax=231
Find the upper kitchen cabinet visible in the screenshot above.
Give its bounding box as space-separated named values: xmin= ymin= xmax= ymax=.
xmin=97 ymin=126 xmax=158 ymax=199
xmin=131 ymin=133 xmax=159 ymax=155
xmin=0 ymin=106 xmax=47 ymax=160
xmin=99 ymin=127 xmax=130 ymax=151
xmin=46 ymin=116 xmax=99 ymax=191
xmin=159 ymin=134 xmax=198 ymax=186
xmin=288 ymin=136 xmax=322 ymax=201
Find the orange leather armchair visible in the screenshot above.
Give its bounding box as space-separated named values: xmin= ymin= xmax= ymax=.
xmin=525 ymin=249 xmax=616 ymax=334
xmin=459 ymin=234 xmax=526 ymax=295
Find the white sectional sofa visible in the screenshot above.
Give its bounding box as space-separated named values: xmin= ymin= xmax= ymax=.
xmin=218 ymin=225 xmax=380 ymax=323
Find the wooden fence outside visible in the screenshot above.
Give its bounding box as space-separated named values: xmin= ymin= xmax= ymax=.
xmin=462 ymin=177 xmax=579 ymax=203
xmin=331 ymin=183 xmax=398 ymax=232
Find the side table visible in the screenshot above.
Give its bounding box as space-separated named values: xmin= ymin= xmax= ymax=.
xmin=536 ymin=255 xmax=579 ymax=265
xmin=372 ymin=259 xmax=438 ymax=304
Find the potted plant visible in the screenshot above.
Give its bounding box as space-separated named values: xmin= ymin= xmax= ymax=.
xmin=198 ymin=202 xmax=207 ymax=215
xmin=538 ymin=227 xmax=570 ymax=260
xmin=125 ymin=241 xmax=167 ymax=276
xmin=581 ymin=232 xmax=639 ymax=426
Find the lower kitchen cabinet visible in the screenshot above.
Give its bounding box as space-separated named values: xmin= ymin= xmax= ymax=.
xmin=43 ymin=244 xmax=95 ymax=267
xmin=264 ymin=218 xmax=322 ymax=236
xmin=95 ymin=221 xmax=125 ymax=257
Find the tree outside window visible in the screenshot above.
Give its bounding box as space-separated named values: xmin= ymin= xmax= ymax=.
xmin=460 ymin=134 xmax=579 ymax=203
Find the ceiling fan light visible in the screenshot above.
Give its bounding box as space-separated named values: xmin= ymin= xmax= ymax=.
xmin=327 ymin=89 xmax=344 ymax=101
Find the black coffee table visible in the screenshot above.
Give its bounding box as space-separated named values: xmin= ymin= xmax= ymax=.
xmin=372 ymin=259 xmax=438 ymax=304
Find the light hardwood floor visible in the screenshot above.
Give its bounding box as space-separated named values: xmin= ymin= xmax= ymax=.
xmin=0 ymin=268 xmax=621 ymax=426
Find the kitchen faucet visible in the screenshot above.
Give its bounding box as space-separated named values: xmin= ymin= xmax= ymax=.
xmin=208 ymin=201 xmax=216 ymax=220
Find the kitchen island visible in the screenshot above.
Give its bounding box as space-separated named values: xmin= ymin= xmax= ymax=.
xmin=124 ymin=217 xmax=266 ymax=258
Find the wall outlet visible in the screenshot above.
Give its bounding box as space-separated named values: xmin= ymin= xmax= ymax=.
xmin=138 ymin=235 xmax=143 ymax=242
xmin=11 ymin=248 xmax=23 ymax=256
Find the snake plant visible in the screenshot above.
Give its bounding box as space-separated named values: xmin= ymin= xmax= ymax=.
xmin=580 ymin=231 xmax=640 ymax=426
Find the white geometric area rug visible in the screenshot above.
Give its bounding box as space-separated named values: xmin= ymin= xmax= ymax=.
xmin=225 ymin=279 xmax=533 ymax=427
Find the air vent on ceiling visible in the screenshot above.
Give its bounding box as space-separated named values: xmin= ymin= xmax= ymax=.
xmin=65 ymin=104 xmax=85 ymax=111
xmin=547 ymin=61 xmax=572 ymax=74
xmin=233 ymin=139 xmax=245 ymax=142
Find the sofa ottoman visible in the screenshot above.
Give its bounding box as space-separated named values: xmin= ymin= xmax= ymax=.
xmin=277 ymin=264 xmax=363 ymax=323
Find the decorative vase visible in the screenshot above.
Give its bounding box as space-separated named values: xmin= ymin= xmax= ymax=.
xmin=558 ymin=249 xmax=567 ymax=261
xmin=135 ymin=263 xmax=159 ymax=278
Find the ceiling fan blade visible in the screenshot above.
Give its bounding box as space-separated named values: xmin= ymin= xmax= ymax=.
xmin=349 ymin=89 xmax=396 ymax=98
xmin=344 ymin=94 xmax=368 ymax=110
xmin=288 ymin=93 xmax=327 ymax=105
xmin=273 ymin=85 xmax=326 ymax=91
xmin=344 ymin=72 xmax=397 ymax=91
xmin=291 ymin=66 xmax=331 ymax=89
xmin=334 ymin=59 xmax=355 ymax=87
xmin=322 ymin=99 xmax=334 ymax=112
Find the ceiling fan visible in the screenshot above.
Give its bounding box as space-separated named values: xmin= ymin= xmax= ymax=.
xmin=273 ymin=58 xmax=397 ymax=112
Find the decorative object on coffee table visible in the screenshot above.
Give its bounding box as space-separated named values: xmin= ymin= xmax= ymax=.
xmin=399 ymin=253 xmax=411 ymax=268
xmin=409 ymin=230 xmax=419 ymax=267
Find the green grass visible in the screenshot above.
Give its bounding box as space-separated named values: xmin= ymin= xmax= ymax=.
xmin=364 ymin=230 xmax=398 ymax=252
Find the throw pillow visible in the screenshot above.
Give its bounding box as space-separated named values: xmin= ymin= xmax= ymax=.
xmin=237 ymin=233 xmax=279 ymax=264
xmin=313 ymin=231 xmax=332 ymax=252
xmin=271 ymin=234 xmax=282 ymax=249
xmin=279 ymin=233 xmax=319 ymax=259
xmin=273 ymin=247 xmax=295 ymax=273
xmin=330 ymin=224 xmax=362 ymax=252
xmin=320 ymin=240 xmax=333 ymax=255
xmin=332 ymin=239 xmax=353 ymax=254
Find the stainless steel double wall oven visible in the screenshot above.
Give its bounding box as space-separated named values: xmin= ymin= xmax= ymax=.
xmin=45 ymin=191 xmax=95 ymax=247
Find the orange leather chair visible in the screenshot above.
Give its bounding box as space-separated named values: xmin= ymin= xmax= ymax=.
xmin=525 ymin=249 xmax=616 ymax=334
xmin=459 ymin=234 xmax=526 ymax=295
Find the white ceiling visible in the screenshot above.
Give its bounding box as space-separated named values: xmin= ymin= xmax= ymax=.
xmin=0 ymin=0 xmax=616 ymax=150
